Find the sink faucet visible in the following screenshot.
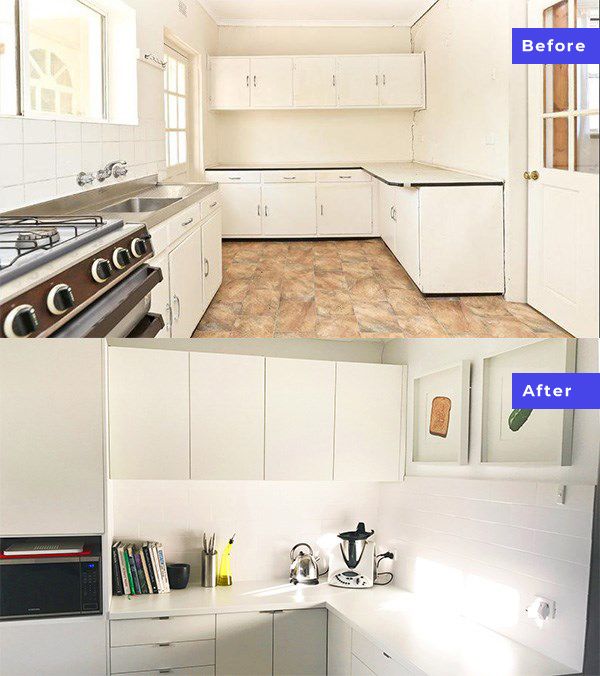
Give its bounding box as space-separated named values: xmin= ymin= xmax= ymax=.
xmin=97 ymin=160 xmax=128 ymax=182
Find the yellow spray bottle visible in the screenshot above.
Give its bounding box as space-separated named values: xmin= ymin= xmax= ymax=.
xmin=217 ymin=534 xmax=235 ymax=586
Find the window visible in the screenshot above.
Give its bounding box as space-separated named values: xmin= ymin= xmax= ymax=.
xmin=0 ymin=0 xmax=18 ymax=115
xmin=164 ymin=44 xmax=189 ymax=178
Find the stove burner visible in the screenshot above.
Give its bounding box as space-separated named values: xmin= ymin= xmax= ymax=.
xmin=15 ymin=227 xmax=61 ymax=251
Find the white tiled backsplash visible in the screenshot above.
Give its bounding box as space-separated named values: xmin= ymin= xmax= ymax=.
xmin=0 ymin=64 xmax=166 ymax=211
xmin=376 ymin=477 xmax=595 ymax=671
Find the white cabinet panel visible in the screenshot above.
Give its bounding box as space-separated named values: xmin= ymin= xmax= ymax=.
xmin=336 ymin=56 xmax=379 ymax=107
xmin=123 ymin=669 xmax=213 ymax=676
xmin=379 ymin=55 xmax=425 ymax=108
xmin=317 ymin=183 xmax=373 ymax=236
xmin=109 ymin=348 xmax=190 ymax=480
xmin=334 ymin=362 xmax=404 ymax=481
xmin=352 ymin=631 xmax=417 ymax=675
xmin=265 ymin=358 xmax=335 ymax=481
xmin=273 ymin=609 xmax=327 ymax=676
xmin=219 ymin=183 xmax=262 ymax=236
xmin=111 ymin=615 xmax=215 ymax=647
xmin=395 ymin=187 xmax=420 ymax=283
xmin=210 ymin=57 xmax=250 ymax=109
xmin=262 ymin=184 xmax=317 ymax=236
xmin=0 ymin=618 xmax=106 ymax=676
xmin=378 ymin=181 xmax=397 ymax=253
xmin=111 ymin=641 xmax=214 ymax=673
xmin=201 ymin=211 xmax=223 ymax=311
xmin=169 ymin=227 xmax=204 ymax=338
xmin=328 ymin=612 xmax=352 ymax=676
xmin=351 ymin=655 xmax=376 ymax=676
xmin=216 ymin=612 xmax=272 ymax=676
xmin=293 ymin=57 xmax=336 ymax=107
xmin=251 ymin=57 xmax=293 ymax=108
xmin=0 ymin=341 xmax=104 ymax=535
xmin=190 ymin=353 xmax=265 ymax=480
xmin=150 ymin=252 xmax=172 ymax=337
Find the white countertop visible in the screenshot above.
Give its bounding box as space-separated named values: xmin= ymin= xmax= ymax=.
xmin=205 ymin=161 xmax=503 ymax=187
xmin=110 ymin=581 xmax=572 ymax=676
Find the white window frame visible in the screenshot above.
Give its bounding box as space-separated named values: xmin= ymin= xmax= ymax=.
xmin=164 ymin=42 xmax=190 ymax=180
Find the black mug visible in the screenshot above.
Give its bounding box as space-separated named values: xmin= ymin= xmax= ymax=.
xmin=167 ymin=563 xmax=190 ymax=590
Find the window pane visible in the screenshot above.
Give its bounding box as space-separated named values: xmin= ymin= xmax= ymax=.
xmin=178 ymin=97 xmax=186 ymax=128
xmin=575 ymin=114 xmax=599 ymax=174
xmin=168 ymin=58 xmax=177 ymax=93
xmin=27 ymin=0 xmax=105 ymax=119
xmin=545 ymin=117 xmax=569 ymax=170
xmin=544 ymin=1 xmax=570 ymax=113
xmin=178 ymin=131 xmax=187 ymax=164
xmin=168 ymin=131 xmax=178 ymax=166
xmin=168 ymin=94 xmax=178 ymax=128
xmin=177 ymin=62 xmax=186 ymax=95
xmin=0 ymin=0 xmax=18 ymax=115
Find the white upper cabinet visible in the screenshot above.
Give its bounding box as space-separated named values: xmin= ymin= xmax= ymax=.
xmin=190 ymin=353 xmax=265 ymax=480
xmin=336 ymin=56 xmax=380 ymax=107
xmin=265 ymin=358 xmax=336 ymax=481
xmin=109 ymin=348 xmax=190 ymax=480
xmin=210 ymin=57 xmax=250 ymax=109
xmin=262 ymin=183 xmax=317 ymax=236
xmin=334 ymin=362 xmax=405 ymax=481
xmin=0 ymin=341 xmax=105 ymax=536
xmin=294 ymin=56 xmax=337 ymax=107
xmin=251 ymin=57 xmax=293 ymax=107
xmin=379 ymin=54 xmax=425 ymax=108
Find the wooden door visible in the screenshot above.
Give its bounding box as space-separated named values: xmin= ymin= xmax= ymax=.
xmin=108 ymin=347 xmax=190 ymax=480
xmin=169 ymin=227 xmax=204 ymax=338
xmin=201 ymin=211 xmax=223 ymax=310
xmin=251 ymin=57 xmax=294 ymax=107
xmin=379 ymin=54 xmax=425 ymax=108
xmin=336 ymin=56 xmax=380 ymax=107
xmin=527 ymin=0 xmax=599 ymax=336
xmin=219 ymin=183 xmax=262 ymax=236
xmin=262 ymin=183 xmax=317 ymax=235
xmin=190 ymin=353 xmax=265 ymax=480
xmin=210 ymin=57 xmax=250 ymax=109
xmin=273 ymin=609 xmax=327 ymax=675
xmin=216 ymin=612 xmax=273 ymax=676
xmin=317 ymin=183 xmax=373 ymax=235
xmin=294 ymin=56 xmax=337 ymax=107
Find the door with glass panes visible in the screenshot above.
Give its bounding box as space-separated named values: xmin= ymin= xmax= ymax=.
xmin=527 ymin=0 xmax=599 ymax=337
xmin=164 ymin=44 xmax=191 ymax=181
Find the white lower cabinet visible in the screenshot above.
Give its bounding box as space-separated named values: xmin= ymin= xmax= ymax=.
xmin=149 ymin=252 xmax=172 ymax=337
xmin=327 ymin=613 xmax=352 ymax=676
xmin=394 ymin=188 xmax=420 ymax=283
xmin=120 ymin=669 xmax=213 ymax=676
xmin=111 ymin=642 xmax=214 ymax=674
xmin=216 ymin=612 xmax=273 ymax=676
xmin=317 ymin=183 xmax=373 ymax=235
xmin=351 ymin=631 xmax=417 ymax=676
xmin=201 ymin=211 xmax=223 ymax=311
xmin=219 ymin=183 xmax=262 ymax=236
xmin=169 ymin=227 xmax=205 ymax=338
xmin=351 ymin=655 xmax=376 ymax=676
xmin=262 ymin=183 xmax=317 ymax=235
xmin=377 ymin=181 xmax=397 ymax=254
xmin=273 ymin=609 xmax=327 ymax=676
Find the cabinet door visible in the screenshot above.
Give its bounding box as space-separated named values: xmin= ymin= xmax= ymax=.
xmin=377 ymin=181 xmax=397 ymax=254
xmin=216 ymin=612 xmax=272 ymax=676
xmin=328 ymin=613 xmax=352 ymax=676
xmin=395 ymin=187 xmax=420 ymax=284
xmin=210 ymin=57 xmax=250 ymax=109
xmin=379 ymin=54 xmax=425 ymax=108
xmin=317 ymin=184 xmax=373 ymax=236
xmin=109 ymin=347 xmax=190 ymax=480
xmin=0 ymin=341 xmax=104 ymax=535
xmin=262 ymin=184 xmax=316 ymax=236
xmin=251 ymin=57 xmax=293 ymax=108
xmin=293 ymin=57 xmax=336 ymax=107
xmin=334 ymin=362 xmax=404 ymax=481
xmin=265 ymin=358 xmax=335 ymax=481
xmin=150 ymin=252 xmax=172 ymax=337
xmin=219 ymin=183 xmax=262 ymax=236
xmin=336 ymin=56 xmax=379 ymax=107
xmin=190 ymin=353 xmax=265 ymax=480
xmin=169 ymin=227 xmax=204 ymax=338
xmin=273 ymin=609 xmax=327 ymax=676
xmin=201 ymin=211 xmax=223 ymax=311
xmin=351 ymin=655 xmax=376 ymax=676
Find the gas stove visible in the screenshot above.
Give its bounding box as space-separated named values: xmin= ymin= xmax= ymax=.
xmin=0 ymin=215 xmax=164 ymax=338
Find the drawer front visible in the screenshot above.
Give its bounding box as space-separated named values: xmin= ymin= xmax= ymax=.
xmin=111 ymin=640 xmax=215 ymax=674
xmin=317 ymin=170 xmax=371 ymax=183
xmin=166 ymin=204 xmax=201 ymax=245
xmin=111 ymin=615 xmax=216 ymax=647
xmin=205 ymin=171 xmax=261 ymax=184
xmin=113 ymin=668 xmax=214 ymax=676
xmin=150 ymin=221 xmax=170 ymax=257
xmin=262 ymin=170 xmax=316 ymax=183
xmin=200 ymin=193 xmax=221 ymax=221
xmin=352 ymin=631 xmax=414 ymax=676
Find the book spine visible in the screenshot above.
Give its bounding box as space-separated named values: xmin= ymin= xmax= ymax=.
xmin=111 ymin=543 xmax=124 ymax=596
xmin=156 ymin=543 xmax=170 ymax=593
xmin=142 ymin=544 xmax=158 ymax=594
xmin=149 ymin=543 xmax=163 ymax=593
xmin=139 ymin=545 xmax=154 ymax=594
xmin=122 ymin=546 xmax=135 ymax=595
xmin=127 ymin=545 xmax=141 ymax=595
xmin=134 ymin=549 xmax=148 ymax=594
xmin=117 ymin=544 xmax=131 ymax=595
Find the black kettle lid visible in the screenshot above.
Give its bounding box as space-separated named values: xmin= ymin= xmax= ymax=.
xmin=338 ymin=522 xmax=374 ymax=541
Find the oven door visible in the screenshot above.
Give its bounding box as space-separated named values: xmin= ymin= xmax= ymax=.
xmin=0 ymin=559 xmax=82 ymax=619
xmin=53 ymin=265 xmax=165 ymax=338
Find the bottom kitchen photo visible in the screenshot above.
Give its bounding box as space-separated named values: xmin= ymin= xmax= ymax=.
xmin=0 ymin=337 xmax=598 ymax=676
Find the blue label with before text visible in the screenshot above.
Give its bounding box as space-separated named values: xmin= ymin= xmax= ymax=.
xmin=512 ymin=28 xmax=600 ymax=64
xmin=512 ymin=373 xmax=600 ymax=409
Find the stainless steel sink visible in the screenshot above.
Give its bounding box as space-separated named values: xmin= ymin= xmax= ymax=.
xmin=101 ymin=197 xmax=182 ymax=213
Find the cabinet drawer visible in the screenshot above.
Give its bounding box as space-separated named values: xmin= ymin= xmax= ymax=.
xmin=352 ymin=632 xmax=415 ymax=676
xmin=205 ymin=171 xmax=261 ymax=184
xmin=115 ymin=668 xmax=214 ymax=676
xmin=262 ymin=170 xmax=316 ymax=183
xmin=150 ymin=221 xmax=170 ymax=257
xmin=111 ymin=615 xmax=216 ymax=647
xmin=317 ymin=170 xmax=371 ymax=183
xmin=111 ymin=640 xmax=215 ymax=673
xmin=200 ymin=193 xmax=221 ymax=221
xmin=166 ymin=204 xmax=201 ymax=245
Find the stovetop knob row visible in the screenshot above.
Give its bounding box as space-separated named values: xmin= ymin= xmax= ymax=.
xmin=3 ymin=305 xmax=40 ymax=338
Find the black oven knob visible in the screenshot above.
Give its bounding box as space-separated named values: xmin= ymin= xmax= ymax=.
xmin=92 ymin=258 xmax=113 ymax=283
xmin=113 ymin=247 xmax=131 ymax=270
xmin=3 ymin=304 xmax=40 ymax=338
xmin=130 ymin=237 xmax=149 ymax=259
xmin=47 ymin=284 xmax=75 ymax=316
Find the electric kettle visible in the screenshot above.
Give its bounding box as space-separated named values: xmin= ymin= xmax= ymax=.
xmin=289 ymin=543 xmax=322 ymax=585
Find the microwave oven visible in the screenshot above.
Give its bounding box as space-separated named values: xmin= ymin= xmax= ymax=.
xmin=0 ymin=539 xmax=102 ymax=620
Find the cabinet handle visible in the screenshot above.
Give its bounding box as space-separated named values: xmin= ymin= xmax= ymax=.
xmin=320 ymin=205 xmax=324 ymax=216
xmin=332 ymin=74 xmax=336 ymax=87
xmin=228 ymin=176 xmax=241 ymax=181
xmin=209 ymin=201 xmax=218 ymax=208
xmin=254 ymin=75 xmax=257 ymax=87
xmin=173 ymin=295 xmax=181 ymax=321
xmin=246 ymin=75 xmax=249 ymax=87
xmin=182 ymin=218 xmax=193 ymax=227
xmin=383 ymin=652 xmax=392 ymax=659
xmin=157 ymin=616 xmax=171 ymax=621
xmin=283 ymin=176 xmax=296 ymax=180
xmin=204 ymin=258 xmax=210 ymax=278
xmin=258 ymin=204 xmax=261 ymax=216
xmin=383 ymin=74 xmax=386 ymax=86
xmin=375 ymin=74 xmax=379 ymax=86
xmin=157 ymin=643 xmax=172 ymax=648
xmin=159 ymin=671 xmax=173 ymax=674
xmin=339 ymin=175 xmax=352 ymax=180
xmin=264 ymin=206 xmax=269 ymax=217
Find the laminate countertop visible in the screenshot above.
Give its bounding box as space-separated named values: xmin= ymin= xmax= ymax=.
xmin=109 ymin=580 xmax=572 ymax=676
xmin=205 ymin=162 xmax=504 ymax=187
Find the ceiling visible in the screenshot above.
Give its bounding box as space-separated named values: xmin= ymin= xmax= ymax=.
xmin=197 ymin=0 xmax=438 ymax=27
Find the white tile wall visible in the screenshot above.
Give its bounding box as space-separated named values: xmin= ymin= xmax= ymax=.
xmin=376 ymin=477 xmax=595 ymax=671
xmin=0 ymin=65 xmax=166 ymax=211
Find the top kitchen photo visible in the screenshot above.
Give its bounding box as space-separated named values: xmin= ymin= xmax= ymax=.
xmin=0 ymin=0 xmax=598 ymax=340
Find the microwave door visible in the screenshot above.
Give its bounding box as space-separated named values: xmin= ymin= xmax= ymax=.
xmin=0 ymin=559 xmax=81 ymax=619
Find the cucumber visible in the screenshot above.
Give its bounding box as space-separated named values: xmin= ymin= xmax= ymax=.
xmin=509 ymin=408 xmax=533 ymax=432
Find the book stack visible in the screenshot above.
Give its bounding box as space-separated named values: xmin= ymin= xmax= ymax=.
xmin=112 ymin=541 xmax=171 ymax=596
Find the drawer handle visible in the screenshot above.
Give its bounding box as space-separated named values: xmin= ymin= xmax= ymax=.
xmin=339 ymin=175 xmax=352 ymax=179
xmin=182 ymin=218 xmax=194 ymax=227
xmin=320 ymin=205 xmax=324 ymax=216
xmin=157 ymin=642 xmax=172 ymax=648
xmin=209 ymin=201 xmax=218 ymax=208
xmin=383 ymin=652 xmax=391 ymax=659
xmin=204 ymin=257 xmax=210 ymax=278
xmin=157 ymin=616 xmax=171 ymax=621
xmin=283 ymin=176 xmax=296 ymax=180
xmin=159 ymin=671 xmax=173 ymax=674
xmin=264 ymin=206 xmax=269 ymax=217
xmin=228 ymin=177 xmax=241 ymax=181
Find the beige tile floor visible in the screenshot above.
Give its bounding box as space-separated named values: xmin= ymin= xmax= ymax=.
xmin=193 ymin=239 xmax=570 ymax=338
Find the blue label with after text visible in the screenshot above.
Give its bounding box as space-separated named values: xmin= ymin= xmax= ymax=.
xmin=512 ymin=28 xmax=600 ymax=64
xmin=512 ymin=373 xmax=600 ymax=409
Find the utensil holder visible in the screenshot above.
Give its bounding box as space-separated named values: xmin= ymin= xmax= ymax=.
xmin=202 ymin=551 xmax=217 ymax=588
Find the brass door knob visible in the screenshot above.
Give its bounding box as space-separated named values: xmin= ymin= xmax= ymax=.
xmin=524 ymin=170 xmax=540 ymax=180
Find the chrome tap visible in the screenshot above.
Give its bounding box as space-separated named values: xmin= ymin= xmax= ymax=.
xmin=97 ymin=160 xmax=128 ymax=182
xmin=77 ymin=171 xmax=95 ymax=188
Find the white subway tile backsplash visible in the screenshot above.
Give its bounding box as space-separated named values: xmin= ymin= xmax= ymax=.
xmin=0 ymin=185 xmax=25 ymax=211
xmin=82 ymin=142 xmax=103 ymax=172
xmin=102 ymin=124 xmax=121 ymax=143
xmin=0 ymin=146 xmax=24 ymax=188
xmin=0 ymin=117 xmax=24 ymax=144
xmin=119 ymin=141 xmax=135 ymax=163
xmin=55 ymin=121 xmax=82 ymax=143
xmin=102 ymin=142 xmax=121 ymax=166
xmin=23 ymin=119 xmax=55 ymax=144
xmin=56 ymin=143 xmax=83 ymax=178
xmin=24 ymin=179 xmax=57 ymax=205
xmin=23 ymin=144 xmax=56 ymax=183
xmin=82 ymin=123 xmax=103 ymax=143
